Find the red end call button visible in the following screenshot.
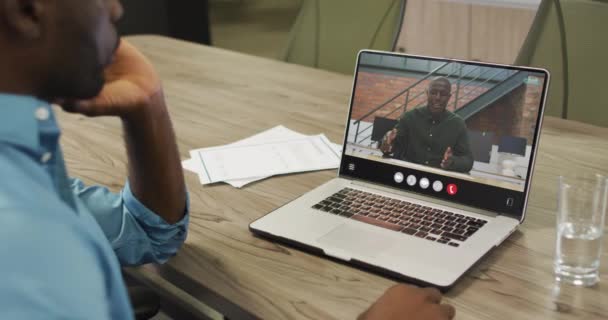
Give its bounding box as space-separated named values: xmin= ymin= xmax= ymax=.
xmin=447 ymin=184 xmax=458 ymax=195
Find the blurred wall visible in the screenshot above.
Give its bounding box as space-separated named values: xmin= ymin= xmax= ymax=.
xmin=118 ymin=0 xmax=211 ymax=45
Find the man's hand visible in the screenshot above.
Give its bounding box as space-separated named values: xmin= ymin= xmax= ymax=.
xmin=440 ymin=147 xmax=453 ymax=169
xmin=62 ymin=39 xmax=162 ymax=119
xmin=380 ymin=129 xmax=397 ymax=154
xmin=358 ymin=284 xmax=456 ymax=320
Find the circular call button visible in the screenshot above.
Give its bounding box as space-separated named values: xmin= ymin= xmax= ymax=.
xmin=406 ymin=175 xmax=417 ymax=186
xmin=420 ymin=178 xmax=430 ymax=189
xmin=394 ymin=172 xmax=404 ymax=184
xmin=447 ymin=183 xmax=458 ymax=195
xmin=433 ymin=180 xmax=444 ymax=192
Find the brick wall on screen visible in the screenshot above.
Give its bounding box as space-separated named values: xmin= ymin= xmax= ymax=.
xmin=351 ymin=72 xmax=425 ymax=121
xmin=352 ymin=71 xmax=488 ymax=121
xmin=466 ymin=84 xmax=542 ymax=145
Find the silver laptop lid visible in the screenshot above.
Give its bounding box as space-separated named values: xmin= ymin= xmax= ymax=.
xmin=338 ymin=50 xmax=550 ymax=221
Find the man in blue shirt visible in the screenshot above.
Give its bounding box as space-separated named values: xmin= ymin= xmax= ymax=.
xmin=0 ymin=1 xmax=188 ymax=319
xmin=0 ymin=1 xmax=455 ymax=319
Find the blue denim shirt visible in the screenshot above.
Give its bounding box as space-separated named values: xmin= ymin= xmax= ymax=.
xmin=0 ymin=94 xmax=189 ymax=319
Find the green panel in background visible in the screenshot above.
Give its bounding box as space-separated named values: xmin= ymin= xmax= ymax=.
xmin=282 ymin=0 xmax=405 ymax=75
xmin=517 ymin=0 xmax=608 ymax=127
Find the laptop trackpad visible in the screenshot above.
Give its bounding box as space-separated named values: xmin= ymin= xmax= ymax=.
xmin=317 ymin=223 xmax=395 ymax=259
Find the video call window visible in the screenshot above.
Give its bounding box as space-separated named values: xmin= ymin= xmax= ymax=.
xmin=346 ymin=53 xmax=547 ymax=192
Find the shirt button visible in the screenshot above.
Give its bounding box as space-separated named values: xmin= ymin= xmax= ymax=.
xmin=429 ymin=133 xmax=433 ymax=137
xmin=35 ymin=107 xmax=50 ymax=121
xmin=427 ymin=147 xmax=431 ymax=151
xmin=41 ymin=152 xmax=52 ymax=163
xmin=425 ymin=161 xmax=429 ymax=164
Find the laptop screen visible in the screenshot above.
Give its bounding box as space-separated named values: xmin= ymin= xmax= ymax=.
xmin=340 ymin=51 xmax=549 ymax=218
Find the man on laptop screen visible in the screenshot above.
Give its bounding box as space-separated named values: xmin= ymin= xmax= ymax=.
xmin=347 ymin=54 xmax=546 ymax=192
xmin=380 ymin=77 xmax=474 ymax=173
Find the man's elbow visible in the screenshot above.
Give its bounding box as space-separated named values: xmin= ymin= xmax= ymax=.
xmin=462 ymin=157 xmax=474 ymax=173
xmin=152 ymin=225 xmax=189 ymax=264
xmin=450 ymin=157 xmax=473 ymax=173
xmin=115 ymin=218 xmax=189 ymax=266
xmin=151 ymin=238 xmax=187 ymax=264
xmin=117 ymin=231 xmax=187 ymax=266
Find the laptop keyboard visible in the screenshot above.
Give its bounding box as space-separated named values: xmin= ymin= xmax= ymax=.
xmin=311 ymin=188 xmax=487 ymax=247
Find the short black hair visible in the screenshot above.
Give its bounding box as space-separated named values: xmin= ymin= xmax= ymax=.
xmin=430 ymin=76 xmax=451 ymax=87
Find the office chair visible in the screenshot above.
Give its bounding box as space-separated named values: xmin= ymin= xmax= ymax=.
xmin=371 ymin=116 xmax=398 ymax=144
xmin=468 ymin=130 xmax=495 ymax=164
xmin=128 ymin=286 xmax=161 ymax=320
xmin=497 ymin=135 xmax=528 ymax=177
xmin=515 ymin=0 xmax=608 ymax=127
xmin=498 ymin=136 xmax=527 ymax=157
xmin=122 ymin=272 xmax=161 ymax=320
xmin=282 ymin=0 xmax=406 ymax=74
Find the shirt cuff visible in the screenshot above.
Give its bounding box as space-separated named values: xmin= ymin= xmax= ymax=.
xmin=121 ymin=181 xmax=190 ymax=228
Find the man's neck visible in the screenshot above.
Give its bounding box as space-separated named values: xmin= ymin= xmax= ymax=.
xmin=425 ymin=107 xmax=446 ymax=121
xmin=0 ymin=54 xmax=40 ymax=99
xmin=0 ymin=85 xmax=36 ymax=97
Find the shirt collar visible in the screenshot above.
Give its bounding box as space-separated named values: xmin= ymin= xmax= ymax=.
xmin=420 ymin=105 xmax=450 ymax=122
xmin=0 ymin=93 xmax=58 ymax=153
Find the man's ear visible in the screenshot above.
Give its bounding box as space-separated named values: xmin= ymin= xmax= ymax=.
xmin=1 ymin=0 xmax=45 ymax=39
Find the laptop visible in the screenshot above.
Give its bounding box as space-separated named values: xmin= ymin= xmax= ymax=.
xmin=250 ymin=50 xmax=550 ymax=290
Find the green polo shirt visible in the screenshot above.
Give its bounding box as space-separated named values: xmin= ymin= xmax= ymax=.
xmin=390 ymin=106 xmax=474 ymax=173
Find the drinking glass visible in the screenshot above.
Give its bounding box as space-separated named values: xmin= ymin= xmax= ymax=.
xmin=555 ymin=174 xmax=608 ymax=286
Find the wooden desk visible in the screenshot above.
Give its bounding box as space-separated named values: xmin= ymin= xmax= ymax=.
xmin=57 ymin=35 xmax=608 ymax=320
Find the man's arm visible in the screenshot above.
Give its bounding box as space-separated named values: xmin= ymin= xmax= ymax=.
xmin=122 ymin=90 xmax=186 ymax=224
xmin=69 ymin=178 xmax=188 ymax=265
xmin=66 ymin=40 xmax=186 ymax=224
xmin=358 ymin=284 xmax=455 ymax=320
xmin=381 ymin=116 xmax=409 ymax=159
xmin=380 ymin=129 xmax=397 ymax=155
xmin=391 ymin=124 xmax=408 ymax=160
xmin=443 ymin=125 xmax=474 ymax=173
xmin=62 ymin=40 xmax=188 ymax=265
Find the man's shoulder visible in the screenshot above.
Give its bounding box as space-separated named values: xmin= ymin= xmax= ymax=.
xmin=444 ymin=111 xmax=466 ymax=125
xmin=0 ymin=143 xmax=83 ymax=237
xmin=0 ymin=204 xmax=95 ymax=249
xmin=410 ymin=107 xmax=425 ymax=115
xmin=0 ymin=143 xmax=46 ymax=174
xmin=0 ymin=192 xmax=89 ymax=249
xmin=0 ymin=144 xmax=53 ymax=199
xmin=401 ymin=108 xmax=422 ymax=120
xmin=0 ymin=154 xmax=108 ymax=289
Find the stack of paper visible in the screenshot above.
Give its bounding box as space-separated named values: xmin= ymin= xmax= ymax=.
xmin=182 ymin=126 xmax=342 ymax=188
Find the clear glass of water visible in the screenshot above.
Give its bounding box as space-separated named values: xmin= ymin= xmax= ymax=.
xmin=555 ymin=174 xmax=608 ymax=286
